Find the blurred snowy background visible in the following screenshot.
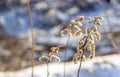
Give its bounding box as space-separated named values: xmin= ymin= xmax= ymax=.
xmin=0 ymin=0 xmax=120 ymax=77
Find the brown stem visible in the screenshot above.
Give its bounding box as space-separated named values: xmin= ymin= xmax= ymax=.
xmin=46 ymin=61 xmax=49 ymax=77
xmin=64 ymin=36 xmax=70 ymax=77
xmin=26 ymin=0 xmax=35 ymax=77
xmin=77 ymin=56 xmax=83 ymax=77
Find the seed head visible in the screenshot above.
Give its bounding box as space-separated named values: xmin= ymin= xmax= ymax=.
xmin=81 ymin=55 xmax=86 ymax=61
xmin=39 ymin=56 xmax=50 ymax=62
xmin=70 ymin=19 xmax=76 ymax=25
xmin=94 ymin=31 xmax=101 ymax=41
xmin=89 ymin=50 xmax=95 ymax=59
xmin=93 ymin=25 xmax=98 ymax=32
xmin=75 ymin=30 xmax=82 ymax=36
xmin=50 ymin=54 xmax=60 ymax=62
xmin=88 ymin=35 xmax=94 ymax=44
xmin=75 ymin=21 xmax=83 ymax=27
xmin=77 ymin=16 xmax=84 ymax=21
xmin=73 ymin=53 xmax=79 ymax=64
xmin=85 ymin=28 xmax=91 ymax=35
xmin=96 ymin=21 xmax=102 ymax=26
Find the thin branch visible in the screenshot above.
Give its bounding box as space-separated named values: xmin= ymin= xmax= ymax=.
xmin=77 ymin=56 xmax=83 ymax=77
xmin=64 ymin=36 xmax=70 ymax=77
xmin=26 ymin=0 xmax=35 ymax=77
xmin=46 ymin=62 xmax=49 ymax=77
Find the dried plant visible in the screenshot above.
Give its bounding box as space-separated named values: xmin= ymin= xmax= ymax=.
xmin=72 ymin=16 xmax=103 ymax=77
xmin=39 ymin=45 xmax=65 ymax=77
xmin=39 ymin=56 xmax=50 ymax=77
xmin=39 ymin=16 xmax=103 ymax=77
xmin=60 ymin=16 xmax=103 ymax=77
xmin=49 ymin=46 xmax=66 ymax=62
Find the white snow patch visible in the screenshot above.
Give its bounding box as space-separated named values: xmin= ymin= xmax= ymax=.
xmin=0 ymin=54 xmax=120 ymax=77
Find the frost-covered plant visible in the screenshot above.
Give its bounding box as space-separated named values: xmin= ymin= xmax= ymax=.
xmin=39 ymin=16 xmax=103 ymax=77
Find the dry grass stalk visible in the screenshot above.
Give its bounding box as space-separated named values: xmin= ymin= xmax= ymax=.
xmin=26 ymin=0 xmax=35 ymax=77
xmin=39 ymin=56 xmax=50 ymax=77
xmin=39 ymin=45 xmax=65 ymax=77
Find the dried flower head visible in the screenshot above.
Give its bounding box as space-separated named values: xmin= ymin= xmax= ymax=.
xmin=95 ymin=16 xmax=104 ymax=21
xmin=88 ymin=35 xmax=94 ymax=44
xmin=81 ymin=55 xmax=86 ymax=61
xmin=49 ymin=54 xmax=60 ymax=62
xmin=86 ymin=44 xmax=92 ymax=51
xmin=94 ymin=31 xmax=101 ymax=41
xmin=93 ymin=25 xmax=98 ymax=32
xmin=71 ymin=16 xmax=103 ymax=64
xmin=75 ymin=21 xmax=83 ymax=27
xmin=96 ymin=21 xmax=102 ymax=26
xmin=73 ymin=53 xmax=79 ymax=64
xmin=85 ymin=28 xmax=91 ymax=35
xmin=60 ymin=18 xmax=85 ymax=37
xmin=91 ymin=44 xmax=95 ymax=51
xmin=75 ymin=30 xmax=82 ymax=36
xmin=89 ymin=50 xmax=95 ymax=59
xmin=78 ymin=40 xmax=84 ymax=48
xmin=77 ymin=16 xmax=85 ymax=21
xmin=51 ymin=45 xmax=66 ymax=53
xmin=70 ymin=19 xmax=76 ymax=25
xmin=39 ymin=56 xmax=50 ymax=62
xmin=73 ymin=48 xmax=86 ymax=64
xmin=60 ymin=27 xmax=73 ymax=37
xmin=73 ymin=25 xmax=82 ymax=31
xmin=94 ymin=16 xmax=104 ymax=26
xmin=77 ymin=49 xmax=83 ymax=56
xmin=49 ymin=45 xmax=65 ymax=62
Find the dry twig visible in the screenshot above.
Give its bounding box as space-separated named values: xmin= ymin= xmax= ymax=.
xmin=27 ymin=0 xmax=35 ymax=77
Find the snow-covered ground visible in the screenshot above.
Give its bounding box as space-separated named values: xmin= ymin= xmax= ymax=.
xmin=0 ymin=54 xmax=120 ymax=77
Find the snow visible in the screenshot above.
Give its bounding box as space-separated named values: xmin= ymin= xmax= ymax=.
xmin=0 ymin=54 xmax=120 ymax=77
